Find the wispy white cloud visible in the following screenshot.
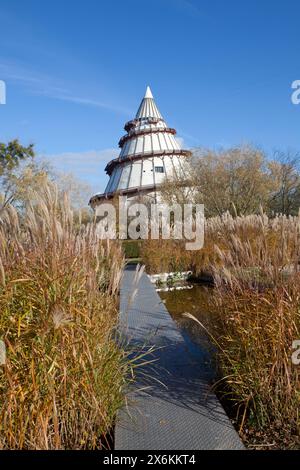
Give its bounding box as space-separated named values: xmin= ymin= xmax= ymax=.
xmin=0 ymin=61 xmax=48 ymax=85
xmin=0 ymin=60 xmax=132 ymax=116
xmin=175 ymin=0 xmax=203 ymax=16
xmin=176 ymin=129 xmax=201 ymax=147
xmin=43 ymin=148 xmax=118 ymax=167
xmin=34 ymin=88 xmax=132 ymax=115
xmin=161 ymin=0 xmax=203 ymax=17
xmin=38 ymin=148 xmax=119 ymax=193
xmin=175 ymin=136 xmax=185 ymax=148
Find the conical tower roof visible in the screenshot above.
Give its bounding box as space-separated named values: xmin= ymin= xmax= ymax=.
xmin=135 ymin=86 xmax=163 ymax=119
xmin=117 ymin=86 xmax=180 ymax=160
xmin=89 ymin=86 xmax=191 ymax=205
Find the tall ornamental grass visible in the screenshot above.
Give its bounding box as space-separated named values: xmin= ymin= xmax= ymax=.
xmin=141 ymin=212 xmax=300 ymax=447
xmin=178 ymin=214 xmax=300 ymax=448
xmin=0 ymin=183 xmax=131 ymax=449
xmin=207 ymin=213 xmax=300 ymax=448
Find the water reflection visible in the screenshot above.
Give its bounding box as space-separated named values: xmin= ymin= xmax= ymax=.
xmin=158 ymin=284 xmax=218 ymax=378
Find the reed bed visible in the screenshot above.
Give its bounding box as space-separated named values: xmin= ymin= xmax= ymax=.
xmin=207 ymin=213 xmax=300 ymax=448
xmin=0 ymin=183 xmax=132 ymax=449
xmin=141 ymin=212 xmax=300 ymax=448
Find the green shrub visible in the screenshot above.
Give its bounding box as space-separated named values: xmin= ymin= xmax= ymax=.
xmin=123 ymin=240 xmax=141 ymax=259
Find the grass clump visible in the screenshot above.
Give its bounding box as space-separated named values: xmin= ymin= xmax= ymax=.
xmin=142 ymin=212 xmax=300 ymax=448
xmin=207 ymin=213 xmax=300 ymax=448
xmin=179 ymin=212 xmax=300 ymax=448
xmin=0 ymin=183 xmax=131 ymax=449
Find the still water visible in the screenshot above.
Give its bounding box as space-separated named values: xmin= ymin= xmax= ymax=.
xmin=158 ymin=283 xmax=217 ymax=376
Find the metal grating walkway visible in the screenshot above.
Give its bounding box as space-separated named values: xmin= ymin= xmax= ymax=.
xmin=115 ymin=266 xmax=244 ymax=450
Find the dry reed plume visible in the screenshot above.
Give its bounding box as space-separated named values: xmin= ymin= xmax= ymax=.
xmin=207 ymin=212 xmax=300 ymax=448
xmin=141 ymin=212 xmax=300 ymax=448
xmin=0 ymin=182 xmax=131 ymax=449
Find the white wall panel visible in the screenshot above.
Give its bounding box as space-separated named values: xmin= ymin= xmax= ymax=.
xmin=144 ymin=134 xmax=152 ymax=153
xmin=141 ymin=158 xmax=154 ymax=186
xmin=129 ymin=162 xmax=142 ymax=188
xmin=135 ymin=136 xmax=143 ymax=154
xmin=128 ymin=138 xmax=136 ymax=155
xmin=118 ymin=164 xmax=131 ymax=190
xmin=163 ymin=156 xmax=176 ymax=179
xmin=151 ymin=133 xmax=160 ymax=151
xmin=158 ymin=133 xmax=167 ymax=150
xmin=153 ymin=157 xmax=165 ymax=184
xmin=110 ymin=166 xmax=122 ymax=192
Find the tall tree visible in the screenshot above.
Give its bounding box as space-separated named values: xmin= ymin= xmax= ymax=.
xmin=268 ymin=150 xmax=300 ymax=216
xmin=0 ymin=140 xmax=34 ymax=174
xmin=54 ymin=172 xmax=92 ymax=209
xmin=0 ymin=163 xmax=50 ymax=213
xmin=0 ymin=140 xmax=42 ymax=213
xmin=191 ymin=145 xmax=274 ymax=216
xmin=54 ymin=172 xmax=93 ymax=225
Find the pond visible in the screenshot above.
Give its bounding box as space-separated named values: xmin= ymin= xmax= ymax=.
xmin=158 ymin=283 xmax=244 ymax=445
xmin=158 ymin=283 xmax=218 ymax=379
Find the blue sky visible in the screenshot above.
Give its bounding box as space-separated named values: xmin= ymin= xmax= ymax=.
xmin=0 ymin=0 xmax=300 ymax=193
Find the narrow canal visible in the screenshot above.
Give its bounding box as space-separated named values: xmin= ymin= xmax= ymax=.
xmin=158 ymin=283 xmax=218 ymax=379
xmin=158 ymin=282 xmax=240 ymax=435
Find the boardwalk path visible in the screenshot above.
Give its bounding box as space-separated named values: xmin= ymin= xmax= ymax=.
xmin=115 ymin=266 xmax=244 ymax=450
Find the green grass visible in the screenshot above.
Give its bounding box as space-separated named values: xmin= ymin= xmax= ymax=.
xmin=123 ymin=240 xmax=141 ymax=259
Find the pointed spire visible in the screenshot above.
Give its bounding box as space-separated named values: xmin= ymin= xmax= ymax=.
xmin=144 ymin=85 xmax=153 ymax=99
xmin=135 ymin=85 xmax=163 ymax=119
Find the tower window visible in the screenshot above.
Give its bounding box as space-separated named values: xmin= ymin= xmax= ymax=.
xmin=155 ymin=166 xmax=164 ymax=173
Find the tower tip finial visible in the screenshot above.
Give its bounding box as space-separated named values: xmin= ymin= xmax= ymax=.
xmin=144 ymin=86 xmax=153 ymax=99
